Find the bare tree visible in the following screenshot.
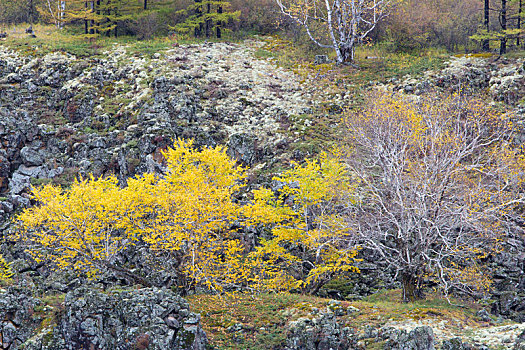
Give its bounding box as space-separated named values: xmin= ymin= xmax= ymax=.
xmin=344 ymin=92 xmax=524 ymax=301
xmin=43 ymin=0 xmax=66 ymax=28
xmin=274 ymin=0 xmax=395 ymax=63
xmin=501 ymin=0 xmax=507 ymax=54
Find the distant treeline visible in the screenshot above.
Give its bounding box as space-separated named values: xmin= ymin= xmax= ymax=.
xmin=0 ymin=0 xmax=523 ymax=53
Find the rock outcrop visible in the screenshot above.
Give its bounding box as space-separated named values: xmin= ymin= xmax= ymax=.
xmin=0 ymin=287 xmax=207 ymax=350
xmin=380 ymin=56 xmax=525 ymax=109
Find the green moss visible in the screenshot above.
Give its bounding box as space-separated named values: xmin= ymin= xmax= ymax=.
xmin=253 ymin=48 xmax=275 ymax=59
xmin=366 ymin=340 xmax=386 ymax=350
xmin=30 ymin=178 xmax=53 ymax=187
xmin=179 ymin=329 xmax=196 ymax=347
xmin=126 ymin=140 xmax=139 ymax=148
xmin=51 ymin=167 xmax=80 ymax=188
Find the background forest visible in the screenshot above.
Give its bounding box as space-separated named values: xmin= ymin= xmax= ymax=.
xmin=0 ymin=0 xmax=524 ymax=54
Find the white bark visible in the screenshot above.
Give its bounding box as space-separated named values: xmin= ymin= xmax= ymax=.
xmin=274 ymin=0 xmax=393 ymax=62
xmin=59 ymin=1 xmax=65 ymax=29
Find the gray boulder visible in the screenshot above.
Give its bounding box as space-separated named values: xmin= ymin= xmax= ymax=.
xmin=515 ymin=329 xmax=525 ymax=350
xmin=286 ymin=310 xmax=355 ymax=350
xmin=384 ymin=326 xmax=435 ymax=350
xmin=314 ymin=55 xmax=331 ymax=65
xmin=20 ymin=146 xmax=43 ymax=166
xmin=22 ymin=287 xmax=207 ymax=350
xmin=0 ymin=288 xmax=40 ymax=349
xmin=442 ymin=337 xmax=470 ymax=350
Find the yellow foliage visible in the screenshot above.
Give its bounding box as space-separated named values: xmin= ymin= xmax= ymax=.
xmin=249 ymin=151 xmax=361 ymax=292
xmin=17 ymin=139 xmax=360 ymax=293
xmin=0 ymin=255 xmax=14 ymax=282
xmin=16 ymin=175 xmax=137 ymax=276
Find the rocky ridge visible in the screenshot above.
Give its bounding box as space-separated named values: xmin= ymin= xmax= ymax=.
xmin=377 ymin=55 xmax=525 ymax=109
xmin=284 ymin=300 xmax=525 ymax=350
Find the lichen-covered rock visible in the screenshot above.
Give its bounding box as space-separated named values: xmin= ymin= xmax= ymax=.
xmin=0 ymin=287 xmax=40 ymax=349
xmin=285 ymin=309 xmax=355 ymax=350
xmin=21 ymin=287 xmax=207 ymax=350
xmin=435 ymin=56 xmax=491 ymax=91
xmin=384 ymin=326 xmax=435 ymax=350
xmin=489 ymin=63 xmax=525 ymax=105
xmin=514 ymin=329 xmax=525 ymax=350
xmin=441 ymin=337 xmax=470 ymax=350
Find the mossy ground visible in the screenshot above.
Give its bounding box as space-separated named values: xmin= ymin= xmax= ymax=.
xmin=187 ymin=289 xmax=497 ymax=350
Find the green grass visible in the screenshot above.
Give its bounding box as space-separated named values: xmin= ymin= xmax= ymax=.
xmin=188 ymin=292 xmax=319 ymax=350
xmin=34 ymin=293 xmax=66 ymax=331
xmin=1 ymin=24 xmax=177 ymax=57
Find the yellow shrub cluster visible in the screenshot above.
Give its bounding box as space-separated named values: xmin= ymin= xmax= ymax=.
xmin=16 ymin=139 xmax=358 ymax=293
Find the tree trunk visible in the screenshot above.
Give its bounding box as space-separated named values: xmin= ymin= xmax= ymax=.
xmin=28 ymin=0 xmax=34 ymax=24
xmin=114 ymin=5 xmax=118 ymax=37
xmin=58 ymin=1 xmax=65 ymax=29
xmin=339 ymin=45 xmax=354 ymax=62
xmin=105 ymin=0 xmax=111 ymax=37
xmin=206 ymin=3 xmax=212 ymax=38
xmin=144 ymin=0 xmax=147 ymax=10
xmin=90 ymin=1 xmax=95 ymax=35
xmin=483 ymin=0 xmax=490 ymax=51
xmin=84 ymin=1 xmax=88 ymax=34
xmin=518 ymin=0 xmax=522 ymax=47
xmin=401 ymin=272 xmax=423 ymax=302
xmin=216 ymin=4 xmax=222 ymax=38
xmin=195 ymin=0 xmax=203 ymax=37
xmin=95 ymin=0 xmax=100 ymax=34
xmin=500 ymin=0 xmax=507 ymax=54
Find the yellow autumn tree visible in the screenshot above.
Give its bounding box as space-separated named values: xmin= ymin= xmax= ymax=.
xmin=247 ymin=151 xmax=361 ymax=293
xmin=16 ymin=175 xmax=153 ymax=286
xmin=16 ymin=139 xmax=360 ymax=293
xmin=126 ymin=139 xmax=252 ymax=292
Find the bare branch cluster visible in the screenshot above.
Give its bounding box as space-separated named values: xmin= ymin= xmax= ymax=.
xmin=344 ymin=92 xmax=525 ymax=301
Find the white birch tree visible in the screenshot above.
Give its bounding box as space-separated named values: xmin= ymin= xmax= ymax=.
xmin=274 ymin=0 xmax=395 ymax=62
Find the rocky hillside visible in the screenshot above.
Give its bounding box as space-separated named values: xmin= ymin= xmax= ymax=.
xmin=0 ymin=39 xmax=329 ymax=223
xmin=0 ymin=40 xmax=525 ymax=350
xmin=377 ymin=55 xmax=525 ymax=112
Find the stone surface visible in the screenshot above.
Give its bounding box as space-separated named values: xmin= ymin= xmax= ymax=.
xmin=21 ymin=287 xmax=207 ymax=350
xmin=286 ymin=310 xmax=355 ymax=350
xmin=0 ymin=287 xmax=39 ymax=349
xmin=384 ymin=326 xmax=435 ymax=350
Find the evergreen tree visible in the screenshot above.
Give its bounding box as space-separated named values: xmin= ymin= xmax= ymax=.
xmin=174 ymin=0 xmax=239 ymax=38
xmin=65 ymin=0 xmax=140 ymax=36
